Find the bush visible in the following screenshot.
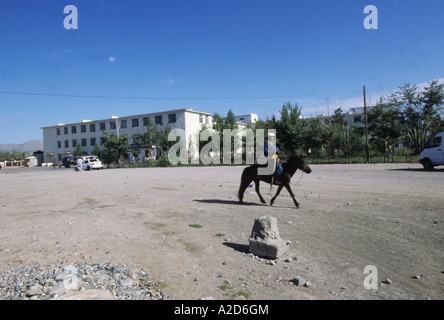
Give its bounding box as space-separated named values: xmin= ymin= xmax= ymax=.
xmin=157 ymin=155 xmax=170 ymax=167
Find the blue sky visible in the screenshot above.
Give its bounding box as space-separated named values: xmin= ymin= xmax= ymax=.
xmin=0 ymin=0 xmax=443 ymax=144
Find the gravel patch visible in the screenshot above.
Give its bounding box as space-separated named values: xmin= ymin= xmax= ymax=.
xmin=0 ymin=261 xmax=170 ymax=300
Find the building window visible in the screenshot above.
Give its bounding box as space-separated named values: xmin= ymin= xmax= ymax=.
xmin=90 ymin=124 xmax=96 ymax=132
xmin=155 ymin=115 xmax=163 ymax=125
xmin=65 ymin=140 xmax=69 ymax=148
xmin=57 ymin=141 xmax=61 ymax=148
xmin=354 ymin=116 xmax=362 ymax=123
xmin=58 ymin=154 xmax=62 ymax=161
xmin=81 ymin=139 xmax=87 ymax=147
xmin=81 ymin=125 xmax=86 ymax=133
xmin=168 ymin=114 xmax=176 ymax=123
xmin=110 ymin=121 xmax=116 ymax=129
xmin=143 ymin=117 xmax=149 ymax=126
xmin=199 ymin=115 xmax=203 ymax=124
xmin=132 ymin=118 xmax=139 ymax=127
xmin=71 ymin=126 xmax=77 ymax=134
xmin=90 ymin=138 xmax=96 ymax=146
xmin=64 ymin=127 xmax=68 ymax=134
xmin=100 ymin=137 xmax=105 ymax=145
xmin=57 ymin=128 xmax=61 ymax=135
xmin=72 ymin=139 xmax=77 ymax=147
xmin=121 ymin=120 xmax=127 ymax=128
xmin=100 ymin=122 xmax=106 ymax=131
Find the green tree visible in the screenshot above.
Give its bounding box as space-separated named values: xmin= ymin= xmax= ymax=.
xmin=419 ymin=80 xmax=444 ymax=139
xmin=102 ymin=132 xmax=130 ymax=164
xmin=398 ymin=81 xmax=443 ymax=154
xmin=302 ymin=108 xmax=364 ymax=158
xmin=0 ymin=151 xmax=30 ymax=162
xmin=92 ymin=142 xmax=101 ymax=157
xmin=312 ymin=108 xmax=343 ymax=158
xmin=302 ymin=117 xmax=326 ymax=156
xmin=368 ymin=97 xmax=403 ymax=157
xmin=132 ymin=118 xmax=158 ymax=150
xmin=330 ymin=108 xmax=364 ymax=157
xmin=157 ymin=124 xmax=172 ymax=157
xmin=133 ymin=119 xmax=173 ymax=158
xmin=276 ymin=102 xmax=304 ymax=156
xmin=348 ymin=125 xmax=365 ymax=156
xmin=73 ymin=142 xmax=83 ymax=157
xmin=225 ymin=109 xmax=237 ymax=131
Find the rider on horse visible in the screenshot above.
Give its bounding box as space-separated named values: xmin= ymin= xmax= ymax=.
xmin=264 ymin=132 xmax=283 ymax=178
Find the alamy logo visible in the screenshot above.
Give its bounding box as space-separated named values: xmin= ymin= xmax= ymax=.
xmin=64 ymin=5 xmax=78 ymax=30
xmin=363 ymin=265 xmax=378 ymax=290
xmin=363 ymin=5 xmax=378 ymax=30
xmin=62 ymin=265 xmax=79 ymax=290
xmin=168 ymin=128 xmax=277 ymax=175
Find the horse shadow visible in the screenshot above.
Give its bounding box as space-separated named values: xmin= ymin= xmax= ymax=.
xmin=193 ymin=199 xmax=264 ymax=206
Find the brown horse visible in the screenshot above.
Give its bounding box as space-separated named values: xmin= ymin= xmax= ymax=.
xmin=238 ymin=156 xmax=312 ymax=208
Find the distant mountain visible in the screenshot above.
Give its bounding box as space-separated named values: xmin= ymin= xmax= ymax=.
xmin=0 ymin=140 xmax=43 ymax=152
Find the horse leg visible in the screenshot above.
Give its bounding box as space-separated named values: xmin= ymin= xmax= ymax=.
xmin=284 ymin=184 xmax=300 ymax=208
xmin=238 ymin=169 xmax=254 ymax=203
xmin=238 ymin=179 xmax=252 ymax=203
xmin=254 ymin=180 xmax=267 ymax=204
xmin=270 ymin=185 xmax=284 ymax=206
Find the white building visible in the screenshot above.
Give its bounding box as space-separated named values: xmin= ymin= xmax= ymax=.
xmin=302 ymin=107 xmax=375 ymax=127
xmin=235 ymin=113 xmax=259 ymax=124
xmin=41 ymin=108 xmax=213 ymax=163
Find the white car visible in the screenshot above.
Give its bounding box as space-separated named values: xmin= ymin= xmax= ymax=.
xmin=419 ymin=131 xmax=444 ymax=170
xmin=74 ymin=156 xmax=103 ymax=171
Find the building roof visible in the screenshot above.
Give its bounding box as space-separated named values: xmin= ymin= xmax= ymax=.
xmin=41 ymin=108 xmax=213 ymax=129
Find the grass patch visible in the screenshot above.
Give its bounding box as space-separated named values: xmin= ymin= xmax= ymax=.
xmin=234 ymin=290 xmax=251 ymax=299
xmin=188 ymin=224 xmax=203 ymax=229
xmin=214 ymin=233 xmax=225 ymax=237
xmin=218 ymin=284 xmax=234 ymax=291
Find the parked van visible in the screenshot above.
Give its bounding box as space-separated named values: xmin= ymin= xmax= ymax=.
xmin=419 ymin=131 xmax=444 ymax=170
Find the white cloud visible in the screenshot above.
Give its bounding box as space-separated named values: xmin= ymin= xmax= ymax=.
xmin=13 ymin=112 xmax=28 ymax=118
xmin=416 ymin=78 xmax=444 ymax=91
xmin=109 ymin=57 xmax=116 ymax=62
xmin=164 ymin=79 xmax=176 ymax=85
xmin=302 ymin=78 xmax=444 ymax=117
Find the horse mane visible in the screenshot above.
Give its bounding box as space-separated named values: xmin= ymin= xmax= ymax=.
xmin=281 ymin=156 xmax=304 ymax=174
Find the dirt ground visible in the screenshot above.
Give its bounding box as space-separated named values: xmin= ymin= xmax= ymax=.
xmin=0 ymin=163 xmax=443 ymax=300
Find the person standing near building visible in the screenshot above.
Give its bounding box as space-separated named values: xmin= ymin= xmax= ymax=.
xmin=76 ymin=157 xmax=83 ymax=172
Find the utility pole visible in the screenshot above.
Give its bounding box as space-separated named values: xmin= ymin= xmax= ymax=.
xmin=326 ymin=98 xmax=331 ymax=125
xmin=363 ymin=85 xmax=369 ymax=164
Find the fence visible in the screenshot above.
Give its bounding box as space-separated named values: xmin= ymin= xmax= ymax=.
xmin=305 ymin=154 xmax=419 ymax=165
